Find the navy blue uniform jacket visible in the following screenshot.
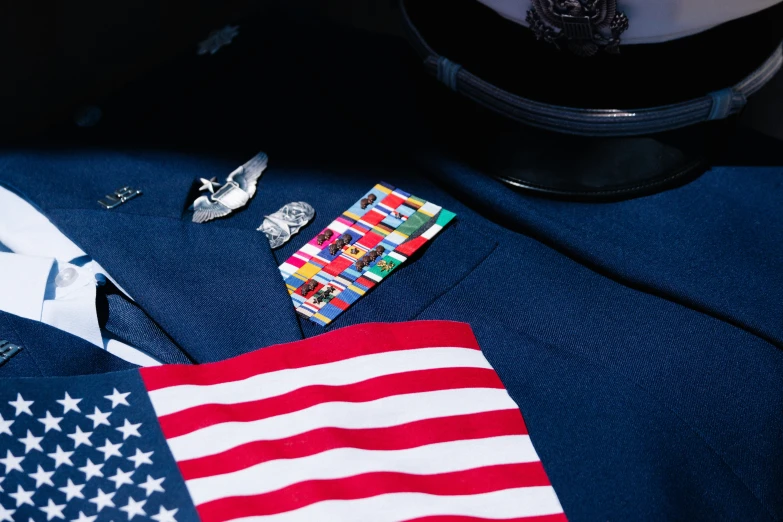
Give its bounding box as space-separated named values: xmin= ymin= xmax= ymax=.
xmin=1 ymin=7 xmax=781 ymax=521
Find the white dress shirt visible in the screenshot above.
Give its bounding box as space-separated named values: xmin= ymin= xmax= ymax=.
xmin=0 ymin=185 xmax=160 ymax=366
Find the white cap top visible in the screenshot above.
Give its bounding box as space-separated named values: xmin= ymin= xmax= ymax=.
xmin=477 ymin=0 xmax=781 ymax=44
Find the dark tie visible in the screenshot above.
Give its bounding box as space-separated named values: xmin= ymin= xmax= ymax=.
xmin=95 ymin=278 xmax=193 ymax=365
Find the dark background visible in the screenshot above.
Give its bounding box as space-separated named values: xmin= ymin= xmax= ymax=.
xmin=3 ymin=0 xmax=782 ymax=141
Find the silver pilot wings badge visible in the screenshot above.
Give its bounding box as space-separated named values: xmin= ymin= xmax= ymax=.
xmin=191 ymin=152 xmax=268 ymax=223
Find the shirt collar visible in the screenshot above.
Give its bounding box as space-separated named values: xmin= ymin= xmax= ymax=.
xmin=0 ymin=252 xmax=52 ymax=322
xmin=0 ymin=185 xmax=148 ymax=362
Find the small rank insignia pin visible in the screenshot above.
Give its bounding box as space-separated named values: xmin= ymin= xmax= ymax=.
xmin=191 ymin=152 xmax=268 ymax=223
xmin=98 ymin=186 xmax=142 ymax=209
xmin=259 ymin=201 xmax=316 ymax=249
xmin=377 ymin=260 xmax=395 ymax=272
xmin=0 ymin=340 xmax=22 ymax=368
xmin=278 ymin=182 xmax=456 ymax=327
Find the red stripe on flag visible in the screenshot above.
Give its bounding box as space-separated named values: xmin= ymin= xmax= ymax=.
xmin=196 ymin=463 xmax=551 ymax=522
xmin=176 ymin=408 xmax=527 ymax=480
xmin=159 ymin=367 xmax=505 ymax=438
xmin=141 ymin=321 xmax=479 ymax=391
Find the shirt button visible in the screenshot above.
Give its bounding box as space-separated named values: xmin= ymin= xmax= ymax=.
xmin=54 ymin=267 xmax=79 ymax=288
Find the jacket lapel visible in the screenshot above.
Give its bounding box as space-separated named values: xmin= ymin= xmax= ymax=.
xmin=46 ymin=209 xmax=303 ymax=362
xmin=0 ymin=150 xmax=303 ymax=364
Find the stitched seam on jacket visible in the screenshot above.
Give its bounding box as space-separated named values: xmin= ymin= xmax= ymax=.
xmin=411 ymin=239 xmax=499 ymax=322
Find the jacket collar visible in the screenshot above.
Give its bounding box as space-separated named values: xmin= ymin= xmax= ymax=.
xmin=0 ymin=310 xmax=138 ymax=377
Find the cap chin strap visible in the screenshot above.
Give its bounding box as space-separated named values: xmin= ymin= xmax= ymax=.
xmin=401 ymin=0 xmax=783 ymax=137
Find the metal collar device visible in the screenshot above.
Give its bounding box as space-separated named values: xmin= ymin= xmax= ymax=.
xmin=0 ymin=340 xmax=22 ymax=368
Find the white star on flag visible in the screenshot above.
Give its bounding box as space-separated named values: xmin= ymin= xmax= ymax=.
xmin=108 ymin=467 xmax=135 ymax=489
xmin=38 ymin=411 xmax=63 ymax=433
xmin=18 ymin=430 xmax=43 ymax=453
xmin=88 ymin=488 xmax=115 ymax=512
xmin=116 ymin=418 xmax=141 ymax=440
xmin=67 ymin=426 xmax=93 ymax=448
xmin=96 ymin=438 xmax=123 ymax=460
xmin=8 ymin=393 xmax=33 ymax=416
xmin=138 ymin=475 xmax=165 ymax=496
xmin=78 ymin=458 xmax=104 ymax=480
xmin=29 ymin=465 xmax=55 ymax=487
xmin=0 ymin=476 xmax=4 ymax=491
xmin=0 ymin=450 xmax=24 ymax=473
xmin=127 ymin=448 xmax=153 ymax=468
xmin=105 ymin=388 xmax=131 ymax=408
xmin=151 ymin=506 xmax=178 ymax=522
xmin=0 ymin=321 xmax=568 ymax=522
xmin=0 ymin=504 xmax=14 ymax=522
xmin=56 ymin=392 xmax=82 ymax=414
xmin=39 ymin=498 xmax=66 ymax=521
xmin=47 ymin=445 xmax=74 ymax=468
xmin=0 ymin=413 xmax=14 ymax=436
xmin=58 ymin=478 xmax=85 ymax=501
xmin=85 ymin=407 xmax=112 ymax=428
xmin=72 ymin=512 xmax=97 ymax=522
xmin=9 ymin=484 xmax=35 ymax=507
xmin=120 ymin=496 xmax=147 ymax=520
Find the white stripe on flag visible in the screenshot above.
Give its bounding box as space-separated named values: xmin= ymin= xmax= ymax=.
xmin=166 ymin=388 xmax=518 ymax=461
xmin=186 ymin=435 xmax=538 ymax=505
xmin=230 ymin=487 xmax=564 ymax=522
xmin=148 ymin=347 xmax=490 ymax=417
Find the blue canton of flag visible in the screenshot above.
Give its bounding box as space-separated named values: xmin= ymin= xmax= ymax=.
xmin=0 ymin=372 xmax=198 ymax=522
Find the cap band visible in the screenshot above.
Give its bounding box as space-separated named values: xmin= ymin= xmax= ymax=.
xmin=402 ymin=0 xmax=783 ymax=136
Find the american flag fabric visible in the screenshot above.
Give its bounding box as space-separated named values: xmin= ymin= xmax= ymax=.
xmin=1 ymin=321 xmax=566 ymax=522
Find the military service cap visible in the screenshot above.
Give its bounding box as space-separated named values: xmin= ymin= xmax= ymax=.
xmin=401 ymin=0 xmax=783 ymax=198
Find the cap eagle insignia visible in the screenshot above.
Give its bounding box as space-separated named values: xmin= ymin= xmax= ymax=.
xmin=527 ymin=0 xmax=629 ymax=56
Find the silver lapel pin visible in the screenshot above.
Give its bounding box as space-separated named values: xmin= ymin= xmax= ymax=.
xmin=259 ymin=201 xmax=316 ymax=249
xmin=191 ymin=152 xmax=268 ymax=223
xmin=98 ymin=186 xmax=142 ymax=209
